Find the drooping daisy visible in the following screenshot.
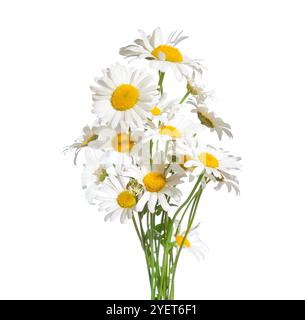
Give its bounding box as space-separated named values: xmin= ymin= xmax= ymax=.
xmin=173 ymin=222 xmax=208 ymax=260
xmin=81 ymin=148 xmax=115 ymax=204
xmin=91 ymin=63 xmax=158 ymax=129
xmin=189 ymin=97 xmax=232 ymax=140
xmin=127 ymin=152 xmax=183 ymax=213
xmin=214 ymin=171 xmax=240 ymax=195
xmin=97 ymin=175 xmax=137 ymax=224
xmin=63 ymin=125 xmax=103 ymax=165
xmin=148 ymin=93 xmax=180 ymax=122
xmin=186 ymin=72 xmax=212 ymax=98
xmin=185 ymin=145 xmax=241 ymax=180
xmin=119 ymin=27 xmax=205 ymax=81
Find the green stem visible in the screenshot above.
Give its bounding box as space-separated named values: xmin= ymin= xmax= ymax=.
xmin=169 ymin=187 xmax=203 ymax=298
xmin=132 ymin=215 xmax=143 ymax=248
xmin=137 ymin=211 xmax=152 ymax=288
xmin=171 ymin=173 xmax=204 ymax=223
xmin=158 ymin=71 xmax=165 ymax=95
xmin=158 ymin=174 xmax=203 ymax=299
xmin=179 ymin=90 xmax=191 ymax=104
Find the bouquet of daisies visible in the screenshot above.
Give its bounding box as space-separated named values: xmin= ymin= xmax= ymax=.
xmin=65 ymin=27 xmax=241 ymax=300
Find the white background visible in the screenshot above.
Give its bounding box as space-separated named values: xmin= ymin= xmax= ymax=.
xmin=0 ymin=0 xmax=305 ymax=300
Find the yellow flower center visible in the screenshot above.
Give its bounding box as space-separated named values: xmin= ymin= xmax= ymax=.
xmin=198 ymin=152 xmax=219 ymax=168
xmin=143 ymin=172 xmax=166 ymax=193
xmin=111 ymin=84 xmax=139 ymax=111
xmin=176 ymin=235 xmax=191 ymax=248
xmin=116 ymin=191 xmax=136 ymax=208
xmin=151 ymin=106 xmax=161 ymax=116
xmin=179 ymin=154 xmax=194 ymax=171
xmin=112 ymin=133 xmax=135 ymax=153
xmin=151 ymin=45 xmax=183 ymax=63
xmin=159 ymin=125 xmax=181 ymax=139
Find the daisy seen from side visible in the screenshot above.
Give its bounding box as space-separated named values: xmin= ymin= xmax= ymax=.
xmin=119 ymin=27 xmax=205 ymax=81
xmin=184 ymin=145 xmax=241 ymax=180
xmin=189 ymin=97 xmax=233 ymax=140
xmin=173 ymin=221 xmax=208 ymax=260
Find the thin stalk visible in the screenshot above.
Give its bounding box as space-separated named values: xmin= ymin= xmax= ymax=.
xmin=171 ymin=173 xmax=204 ymax=223
xmin=137 ymin=211 xmax=152 ymax=287
xmin=158 ymin=174 xmax=203 ymax=299
xmin=174 ymin=190 xmax=200 ymax=236
xmin=132 ymin=215 xmax=143 ymax=248
xmin=147 ymin=212 xmax=156 ymax=299
xmin=158 ymin=71 xmax=165 ymax=95
xmin=169 ymin=187 xmax=203 ymax=298
xmin=179 ymin=90 xmax=191 ymax=104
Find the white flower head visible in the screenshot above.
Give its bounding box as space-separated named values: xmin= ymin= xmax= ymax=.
xmin=97 ymin=175 xmax=138 ymax=224
xmin=147 ymin=93 xmax=181 ymax=122
xmin=127 ymin=152 xmax=183 ymax=213
xmin=96 ymin=126 xmax=143 ymax=165
xmin=185 ymin=145 xmax=241 ymax=182
xmin=91 ymin=63 xmax=158 ymax=129
xmin=63 ymin=125 xmax=103 ymax=165
xmin=213 ymin=171 xmax=240 ymax=195
xmin=81 ymin=148 xmax=115 ymax=204
xmin=119 ymin=27 xmax=205 ymax=81
xmin=189 ymin=97 xmax=232 ymax=140
xmin=173 ymin=221 xmax=208 ymax=261
xmin=142 ymin=116 xmax=203 ymax=157
xmin=186 ymin=72 xmax=210 ymax=97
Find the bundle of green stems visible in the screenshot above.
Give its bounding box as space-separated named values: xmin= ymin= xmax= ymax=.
xmin=132 ymin=173 xmax=204 ymax=300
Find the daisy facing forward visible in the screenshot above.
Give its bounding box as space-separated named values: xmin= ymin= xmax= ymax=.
xmin=91 ymin=63 xmax=158 ymax=129
xmin=119 ymin=27 xmax=205 ymax=80
xmin=128 ymin=152 xmax=183 ymax=213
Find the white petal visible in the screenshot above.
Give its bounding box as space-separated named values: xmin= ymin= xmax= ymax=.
xmin=148 ymin=192 xmax=158 ymax=213
xmin=158 ymin=193 xmax=170 ymax=212
xmin=136 ymin=191 xmax=150 ymax=212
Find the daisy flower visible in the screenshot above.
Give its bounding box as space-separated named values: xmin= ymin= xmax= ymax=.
xmin=189 ymin=97 xmax=232 ymax=140
xmin=119 ymin=27 xmax=205 ymax=81
xmin=81 ymin=148 xmax=115 ymax=204
xmin=63 ymin=125 xmax=102 ymax=165
xmin=214 ymin=171 xmax=240 ymax=195
xmin=96 ymin=126 xmax=141 ymax=164
xmin=173 ymin=222 xmax=208 ymax=260
xmin=98 ymin=175 xmax=137 ymax=224
xmin=127 ymin=152 xmax=183 ymax=213
xmin=186 ymin=72 xmax=212 ymax=98
xmin=91 ymin=63 xmax=158 ymax=129
xmin=148 ymin=93 xmax=180 ymax=122
xmin=142 ymin=117 xmax=202 ymax=156
xmin=185 ymin=145 xmax=241 ymax=180
xmin=170 ymin=153 xmax=196 ymax=179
